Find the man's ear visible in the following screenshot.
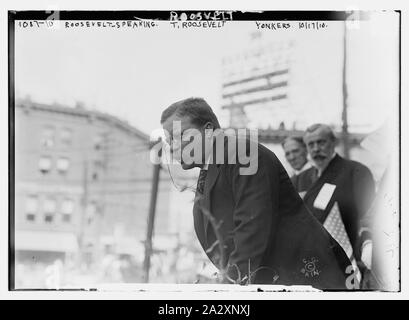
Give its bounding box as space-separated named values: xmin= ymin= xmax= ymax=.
xmin=204 ymin=122 xmax=214 ymax=137
xmin=204 ymin=122 xmax=213 ymax=130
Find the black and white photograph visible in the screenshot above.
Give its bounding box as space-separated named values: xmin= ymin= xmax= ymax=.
xmin=3 ymin=1 xmax=407 ymax=304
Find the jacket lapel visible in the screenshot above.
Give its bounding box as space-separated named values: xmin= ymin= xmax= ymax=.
xmin=192 ymin=192 xmax=206 ymax=249
xmin=203 ymin=163 xmax=221 ymax=238
xmin=202 ymin=134 xmax=229 ymax=237
xmin=304 ymin=154 xmax=341 ymax=203
xmin=303 ymin=167 xmax=319 ymax=202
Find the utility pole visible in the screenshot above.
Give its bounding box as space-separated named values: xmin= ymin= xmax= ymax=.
xmin=341 ymin=21 xmax=350 ymax=159
xmin=95 ymin=131 xmax=110 ymax=262
xmin=78 ymin=159 xmax=88 ymax=267
xmin=143 ymin=139 xmax=162 ymax=283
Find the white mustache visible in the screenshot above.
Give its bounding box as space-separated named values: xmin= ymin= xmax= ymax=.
xmin=312 ymin=154 xmax=327 ymax=159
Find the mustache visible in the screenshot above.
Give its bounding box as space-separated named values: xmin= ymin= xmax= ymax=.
xmin=312 ymin=154 xmax=327 ymax=160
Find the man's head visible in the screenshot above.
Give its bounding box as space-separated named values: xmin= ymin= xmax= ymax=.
xmin=160 ymin=97 xmax=220 ymax=170
xmin=282 ymin=136 xmax=308 ymax=171
xmin=303 ymin=124 xmax=336 ymax=170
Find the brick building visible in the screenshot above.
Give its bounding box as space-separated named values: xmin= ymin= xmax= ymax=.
xmin=14 ymin=99 xmax=172 ymax=270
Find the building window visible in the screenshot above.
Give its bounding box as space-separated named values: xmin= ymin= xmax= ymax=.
xmin=94 ymin=133 xmax=106 ymax=151
xmin=60 ymin=128 xmax=72 ymax=145
xmin=41 ymin=126 xmax=55 ymax=148
xmin=38 ymin=156 xmax=52 ymax=174
xmin=44 ymin=198 xmax=56 ymax=223
xmin=25 ymin=195 xmax=38 ymax=222
xmin=86 ymin=202 xmax=97 ymax=225
xmin=56 ymin=157 xmax=70 ymax=174
xmin=92 ymin=160 xmax=104 ymax=181
xmin=61 ymin=199 xmax=74 ymax=223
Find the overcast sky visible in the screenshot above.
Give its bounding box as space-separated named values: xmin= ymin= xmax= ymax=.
xmin=15 ymin=12 xmax=399 ymax=136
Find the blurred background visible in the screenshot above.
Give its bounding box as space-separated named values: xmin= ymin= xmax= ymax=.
xmin=13 ymin=12 xmax=400 ymax=289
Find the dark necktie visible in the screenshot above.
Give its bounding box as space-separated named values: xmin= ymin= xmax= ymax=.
xmin=196 ymin=169 xmax=208 ymax=194
xmin=311 ymin=167 xmax=319 ymax=184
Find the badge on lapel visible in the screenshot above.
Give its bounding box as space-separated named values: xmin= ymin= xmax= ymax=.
xmin=301 ymin=257 xmax=321 ymax=278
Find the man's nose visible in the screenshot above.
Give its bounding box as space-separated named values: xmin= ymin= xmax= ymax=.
xmin=311 ymin=143 xmax=320 ymax=152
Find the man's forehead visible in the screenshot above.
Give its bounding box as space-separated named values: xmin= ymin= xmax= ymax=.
xmin=284 ymin=139 xmax=303 ymax=150
xmin=162 ymin=114 xmax=195 ymax=132
xmin=304 ymin=128 xmax=331 ymax=141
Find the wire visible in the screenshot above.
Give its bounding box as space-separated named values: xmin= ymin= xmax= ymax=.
xmin=161 ymin=146 xmax=197 ymax=194
xmin=15 ymin=175 xmax=175 ymax=184
xmin=15 ymin=189 xmax=158 ymax=196
xmin=14 ymin=133 xmax=152 ymax=153
xmin=15 ymin=145 xmax=150 ymax=156
xmin=15 ymin=147 xmax=152 ymax=169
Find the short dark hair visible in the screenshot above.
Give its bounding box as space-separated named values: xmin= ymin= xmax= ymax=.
xmin=304 ymin=123 xmax=336 ymax=142
xmin=160 ymin=97 xmax=221 ymax=129
xmin=281 ymin=135 xmax=306 ymax=148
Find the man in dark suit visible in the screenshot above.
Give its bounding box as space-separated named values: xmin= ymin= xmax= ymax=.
xmin=292 ymin=124 xmax=375 ymax=284
xmin=160 ymin=98 xmax=352 ymax=289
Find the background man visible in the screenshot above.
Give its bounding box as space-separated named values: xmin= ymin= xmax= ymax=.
xmin=292 ymin=124 xmax=375 ymax=286
xmin=160 ymin=98 xmax=352 ymax=289
xmin=282 ymin=136 xmax=311 ymax=177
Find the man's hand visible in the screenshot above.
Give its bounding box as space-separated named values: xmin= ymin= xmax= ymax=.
xmin=361 ymin=240 xmax=373 ymax=270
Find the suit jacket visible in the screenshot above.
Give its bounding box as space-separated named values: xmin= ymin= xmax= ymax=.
xmin=291 ymin=154 xmax=375 ymax=262
xmin=193 ymin=136 xmax=352 ymax=290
